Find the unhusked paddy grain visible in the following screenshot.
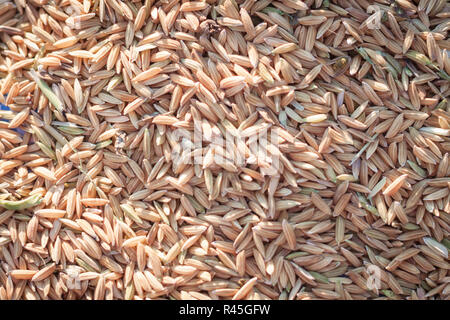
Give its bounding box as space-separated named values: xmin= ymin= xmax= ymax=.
xmin=0 ymin=0 xmax=448 ymax=301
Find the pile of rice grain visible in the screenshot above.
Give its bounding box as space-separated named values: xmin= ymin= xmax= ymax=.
xmin=0 ymin=0 xmax=449 ymax=300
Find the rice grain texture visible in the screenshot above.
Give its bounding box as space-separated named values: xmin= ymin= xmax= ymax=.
xmin=0 ymin=0 xmax=449 ymax=301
